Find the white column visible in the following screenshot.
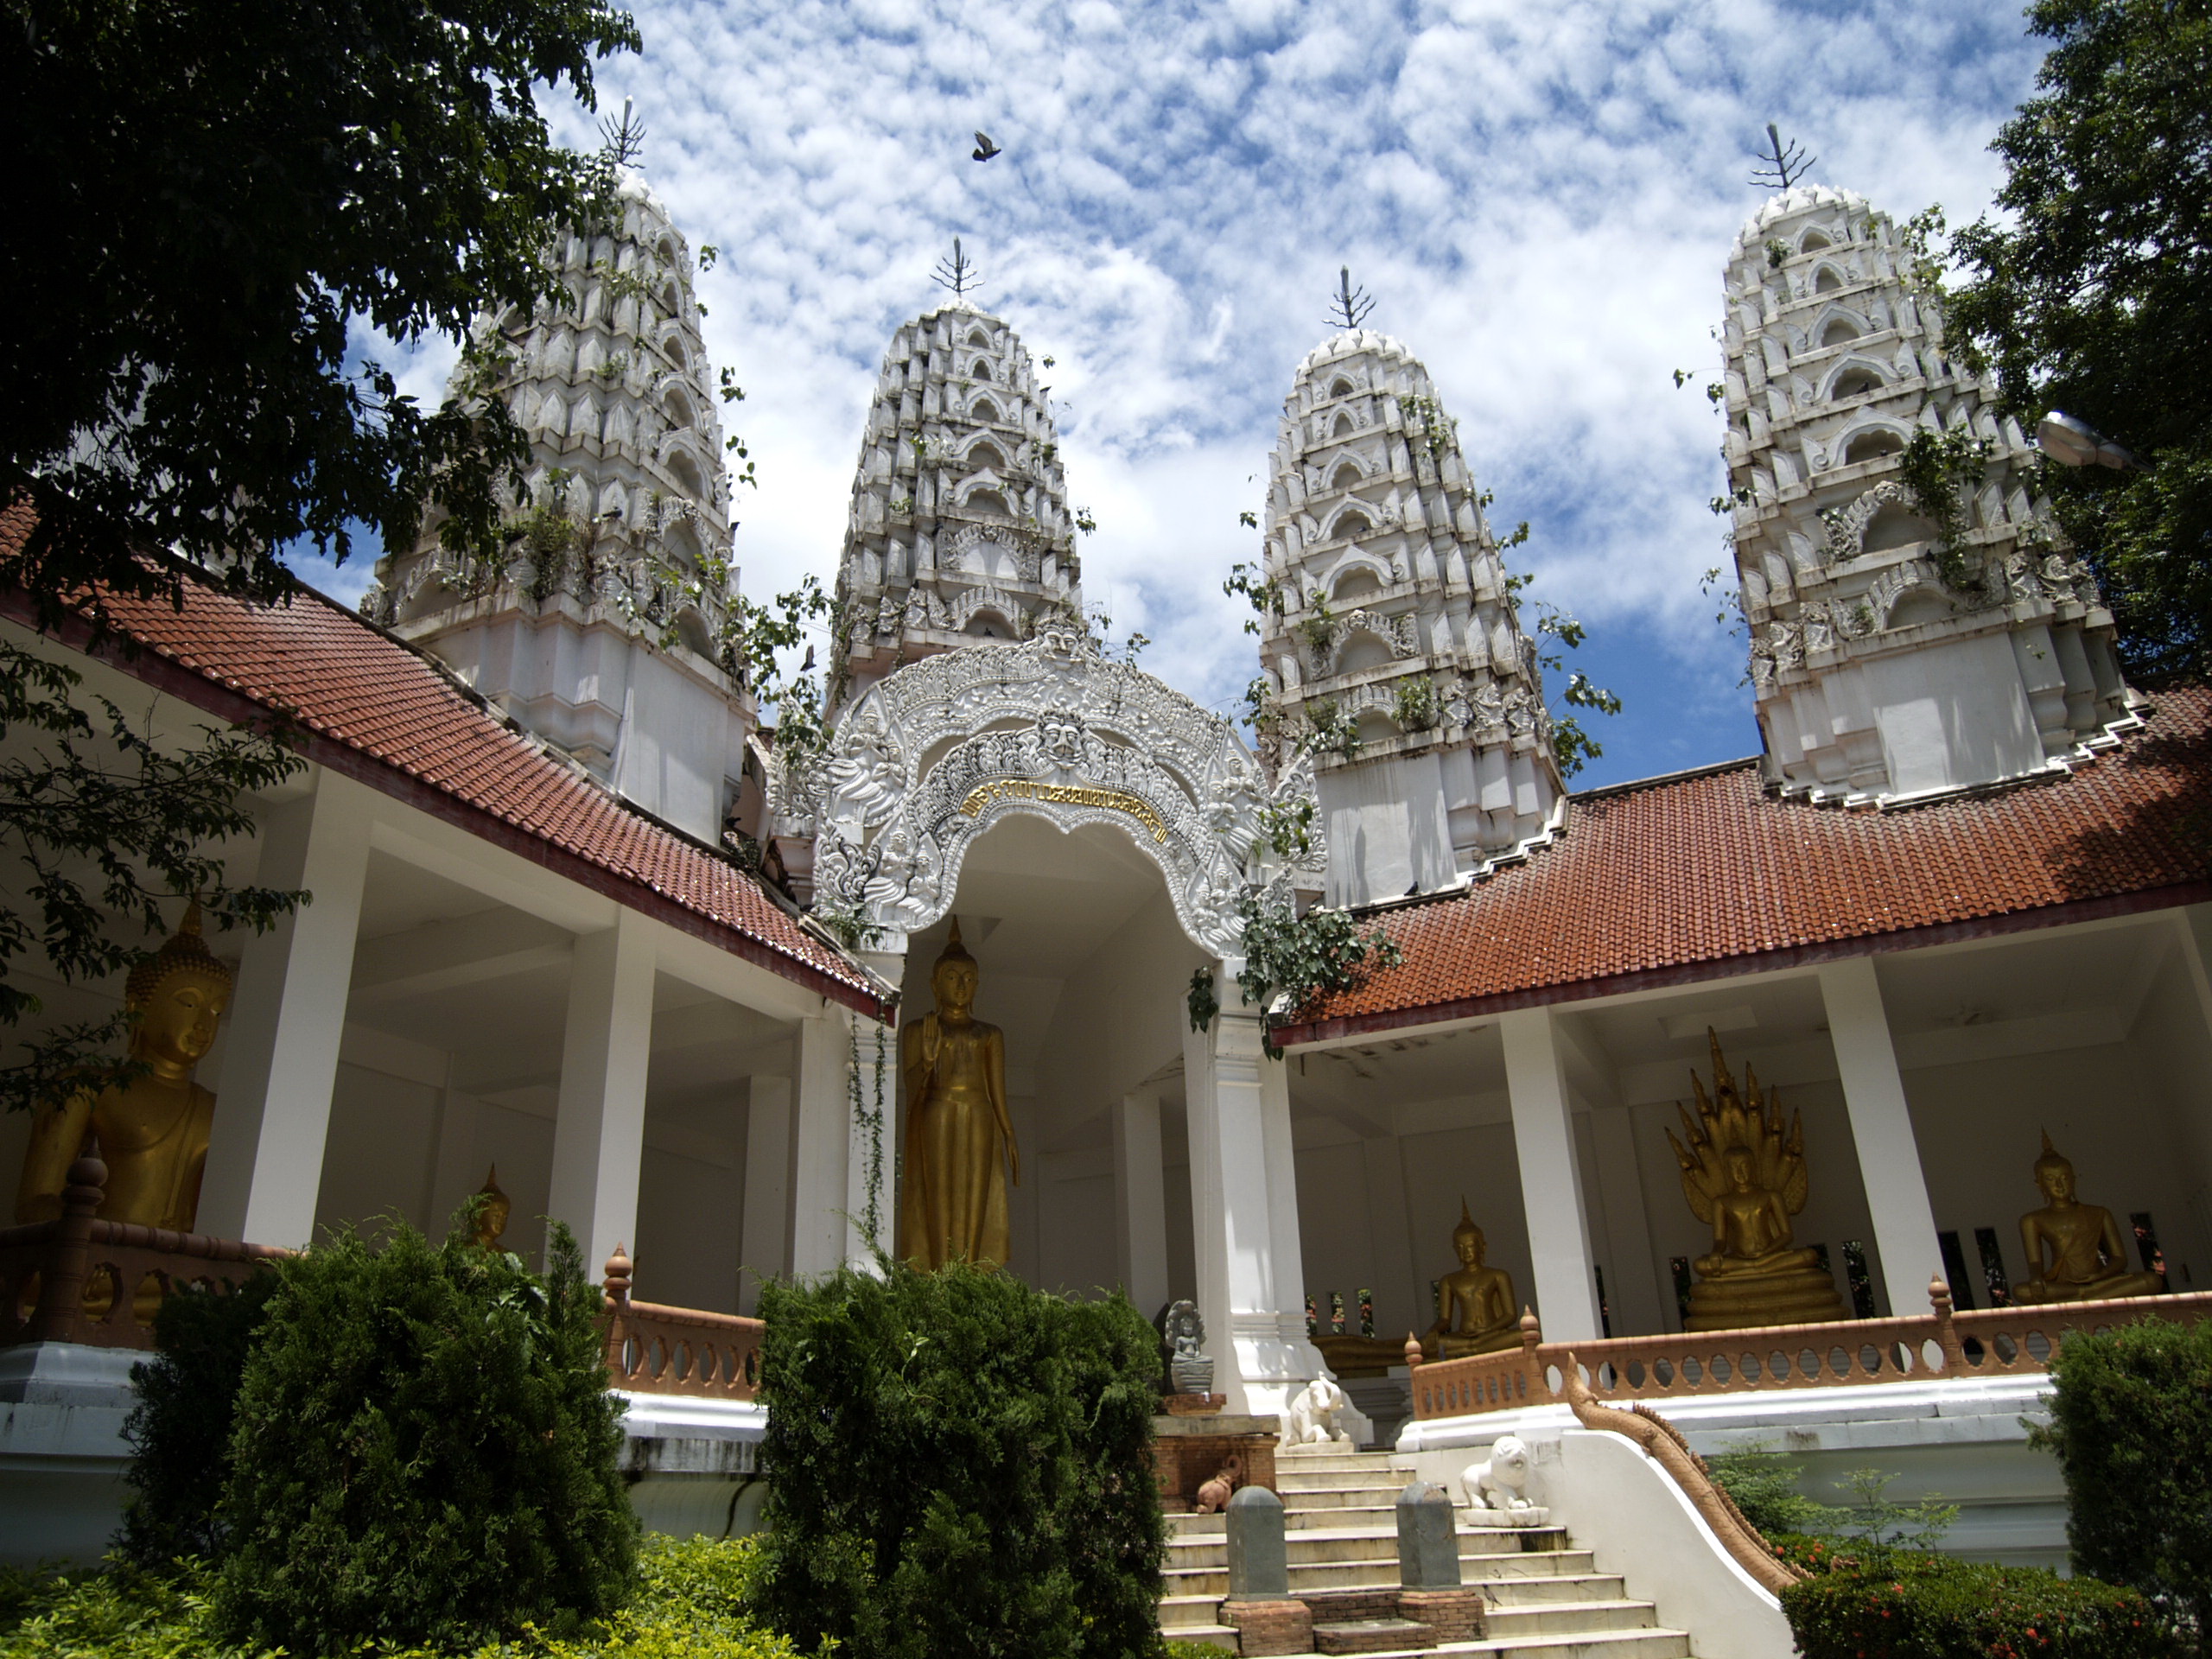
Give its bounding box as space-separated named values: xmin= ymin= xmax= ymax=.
xmin=847 ymin=1013 xmax=897 ymax=1262
xmin=787 ymin=1007 xmax=855 ymax=1279
xmin=424 ymin=1055 xmax=480 ymax=1228
xmin=1181 ymin=978 xmax=1322 ymax=1414
xmin=737 ymin=1074 xmax=792 ymax=1314
xmin=1260 ymin=1052 xmax=1312 ymax=1351
xmin=198 ymin=770 xmax=374 ymax=1246
xmin=1819 ymin=956 xmax=1942 ymax=1313
xmin=1361 ymin=1135 xmax=1421 ymax=1344
xmin=547 ymin=908 xmax=655 ymax=1279
xmin=1113 ymin=1090 xmax=1171 ymax=1317
xmin=1588 ymin=1104 xmax=1666 ymax=1336
xmin=1499 ymin=1007 xmax=1604 ymax=1342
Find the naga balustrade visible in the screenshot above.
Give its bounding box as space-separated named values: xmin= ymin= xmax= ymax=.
xmin=2 ymin=1150 xmax=763 ymax=1404
xmin=1408 ymin=1277 xmax=2212 ymax=1420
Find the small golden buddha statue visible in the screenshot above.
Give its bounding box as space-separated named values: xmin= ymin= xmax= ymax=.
xmin=2012 ymin=1132 xmax=2163 ymax=1304
xmin=14 ymin=901 xmax=232 ymax=1231
xmin=1421 ymin=1200 xmax=1520 ymax=1358
xmin=898 ymin=919 xmax=1018 ymax=1271
xmin=472 ymin=1166 xmax=512 ymax=1251
xmin=1669 ymin=1031 xmax=1845 ymax=1331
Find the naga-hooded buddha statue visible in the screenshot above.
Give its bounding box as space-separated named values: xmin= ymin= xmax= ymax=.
xmin=15 ymin=901 xmax=233 ymax=1231
xmin=1668 ymin=1031 xmax=1845 ymax=1331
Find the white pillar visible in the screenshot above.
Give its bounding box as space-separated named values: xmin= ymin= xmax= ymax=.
xmin=1361 ymin=1135 xmax=1421 ymax=1344
xmin=198 ymin=770 xmax=374 ymax=1246
xmin=847 ymin=1013 xmax=896 ymax=1261
xmin=1181 ymin=980 xmax=1323 ymax=1414
xmin=1113 ymin=1090 xmax=1171 ymax=1317
xmin=1819 ymin=956 xmax=1943 ymax=1313
xmin=1499 ymin=1007 xmax=1604 ymax=1342
xmin=738 ymin=1074 xmax=792 ymax=1314
xmin=424 ymin=1055 xmax=480 ymax=1229
xmin=547 ymin=908 xmax=655 ymax=1279
xmin=1588 ymin=1104 xmax=1666 ymax=1336
xmin=1260 ymin=1052 xmax=1312 ymax=1351
xmin=787 ymin=1007 xmax=856 ymax=1279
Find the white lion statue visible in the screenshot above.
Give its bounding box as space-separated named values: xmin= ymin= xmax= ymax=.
xmin=1279 ymin=1374 xmax=1354 ymax=1450
xmin=1461 ymin=1433 xmax=1535 ymax=1514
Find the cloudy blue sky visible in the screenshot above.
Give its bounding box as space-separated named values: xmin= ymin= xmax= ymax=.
xmin=302 ymin=0 xmax=2051 ymax=788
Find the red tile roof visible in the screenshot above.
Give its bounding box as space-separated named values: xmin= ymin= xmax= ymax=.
xmin=1277 ymin=690 xmax=2212 ymax=1045
xmin=0 ymin=505 xmax=888 ymax=1019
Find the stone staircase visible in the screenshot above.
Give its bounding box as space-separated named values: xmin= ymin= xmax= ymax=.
xmin=1159 ymin=1448 xmax=1691 ymax=1658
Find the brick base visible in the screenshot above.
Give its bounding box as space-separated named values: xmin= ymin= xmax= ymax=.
xmin=1223 ymin=1597 xmax=1314 ymax=1657
xmin=1395 ymin=1588 xmax=1488 ymax=1643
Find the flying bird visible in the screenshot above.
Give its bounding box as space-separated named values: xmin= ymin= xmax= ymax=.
xmin=971 ymin=131 xmax=1001 ymax=162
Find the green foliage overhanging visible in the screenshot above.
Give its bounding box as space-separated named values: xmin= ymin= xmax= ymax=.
xmin=0 ymin=1535 xmax=798 ymax=1659
xmin=209 ymin=1215 xmax=634 ymax=1655
xmin=0 ymin=0 xmax=640 ymax=626
xmin=1941 ymin=0 xmax=2212 ymax=683
xmin=752 ymin=1260 xmax=1166 ymax=1659
xmin=2031 ymin=1314 xmax=2212 ymax=1653
xmin=1780 ymin=1550 xmax=2177 ymax=1659
xmin=118 ymin=1273 xmax=282 ymax=1567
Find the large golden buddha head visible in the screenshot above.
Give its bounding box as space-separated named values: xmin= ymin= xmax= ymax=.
xmin=931 ymin=918 xmax=978 ymax=1012
xmin=124 ymin=901 xmax=234 ymax=1067
xmin=1452 ymin=1199 xmax=1486 ymax=1266
xmin=2034 ymin=1129 xmax=2077 ymax=1202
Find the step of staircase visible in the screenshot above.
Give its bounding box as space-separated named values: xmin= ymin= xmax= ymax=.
xmin=1155 ymin=1447 xmax=1688 ymax=1659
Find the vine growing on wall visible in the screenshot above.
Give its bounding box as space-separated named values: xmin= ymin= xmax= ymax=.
xmin=1231 ymin=891 xmax=1402 ymax=1058
xmin=849 ymin=1020 xmax=891 ymax=1249
xmin=1395 ymin=393 xmax=1458 ymax=466
xmin=1897 ymin=426 xmax=1993 ymax=590
xmin=1185 ymin=967 xmax=1219 ymax=1033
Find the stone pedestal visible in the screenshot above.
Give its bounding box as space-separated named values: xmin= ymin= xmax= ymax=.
xmin=1683 ymin=1266 xmax=1846 ymax=1331
xmin=1150 ymin=1413 xmax=1276 ymax=1511
xmin=1223 ymin=1598 xmax=1313 ymax=1657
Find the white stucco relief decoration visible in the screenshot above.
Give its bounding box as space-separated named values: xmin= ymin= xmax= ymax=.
xmin=810 ymin=631 xmax=1313 ymax=955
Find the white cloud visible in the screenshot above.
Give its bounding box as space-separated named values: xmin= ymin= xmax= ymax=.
xmin=317 ymin=0 xmax=2045 ymax=784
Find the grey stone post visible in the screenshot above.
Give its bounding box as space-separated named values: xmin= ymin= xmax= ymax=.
xmin=1396 ymin=1479 xmax=1462 ymax=1588
xmin=1226 ymin=1484 xmax=1289 ymax=1599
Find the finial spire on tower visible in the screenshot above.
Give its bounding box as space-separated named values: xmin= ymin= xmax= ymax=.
xmin=931 ymin=238 xmax=982 ymax=299
xmin=1749 ymin=123 xmax=1815 ymax=191
xmin=1327 ymin=266 xmax=1376 ymax=330
xmin=600 ymin=97 xmax=646 ymax=165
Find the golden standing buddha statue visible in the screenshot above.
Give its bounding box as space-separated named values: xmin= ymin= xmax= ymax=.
xmin=1669 ymin=1031 xmax=1846 ymax=1331
xmin=14 ymin=902 xmax=233 ymax=1231
xmin=898 ymin=920 xmax=1019 ymax=1271
xmin=1421 ymin=1200 xmax=1521 ymax=1358
xmin=2012 ymin=1132 xmax=2163 ymax=1303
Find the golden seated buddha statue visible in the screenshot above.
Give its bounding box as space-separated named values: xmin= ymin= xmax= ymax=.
xmin=2012 ymin=1133 xmax=2163 ymax=1305
xmin=1420 ymin=1200 xmax=1522 ymax=1358
xmin=1669 ymin=1032 xmax=1845 ymax=1332
xmin=14 ymin=902 xmax=232 ymax=1232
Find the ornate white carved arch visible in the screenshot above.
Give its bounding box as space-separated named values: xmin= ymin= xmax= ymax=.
xmin=810 ymin=630 xmax=1317 ymax=955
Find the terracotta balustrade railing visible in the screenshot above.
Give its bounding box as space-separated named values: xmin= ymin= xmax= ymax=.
xmin=1409 ymin=1278 xmax=2212 ymax=1421
xmin=598 ymin=1245 xmax=763 ymax=1403
xmin=3 ymin=1152 xmax=764 ymax=1405
xmin=0 ymin=1151 xmax=291 ymax=1350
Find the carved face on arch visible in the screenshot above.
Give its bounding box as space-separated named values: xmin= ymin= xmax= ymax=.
xmin=1039 ymin=709 xmax=1086 ymax=766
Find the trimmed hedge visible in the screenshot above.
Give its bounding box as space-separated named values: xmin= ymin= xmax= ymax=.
xmin=753 ymin=1260 xmax=1165 ymax=1659
xmin=118 ymin=1271 xmax=280 ymax=1565
xmin=2034 ymin=1313 xmax=2212 ymax=1644
xmin=1781 ymin=1551 xmax=2179 ymax=1659
xmin=209 ymin=1216 xmax=634 ymax=1655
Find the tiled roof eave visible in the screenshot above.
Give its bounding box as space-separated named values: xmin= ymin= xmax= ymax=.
xmin=1274 ymin=878 xmax=2212 ymax=1048
xmin=0 ymin=583 xmax=893 ymax=1024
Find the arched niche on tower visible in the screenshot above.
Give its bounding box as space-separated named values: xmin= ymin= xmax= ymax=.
xmin=810 ymin=632 xmax=1314 ymax=957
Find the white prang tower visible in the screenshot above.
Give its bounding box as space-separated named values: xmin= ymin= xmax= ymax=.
xmin=1722 ymin=183 xmax=2134 ymax=804
xmin=364 ymin=161 xmax=751 ymax=845
xmin=829 ymin=249 xmax=1082 ymax=716
xmin=1259 ymin=306 xmax=1560 ymax=908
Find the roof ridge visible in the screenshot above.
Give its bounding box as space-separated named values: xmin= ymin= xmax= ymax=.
xmin=1571 ymin=754 xmax=1762 ymax=802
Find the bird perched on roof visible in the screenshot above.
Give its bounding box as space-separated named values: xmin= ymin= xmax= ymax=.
xmin=971 ymin=131 xmax=1001 ymax=162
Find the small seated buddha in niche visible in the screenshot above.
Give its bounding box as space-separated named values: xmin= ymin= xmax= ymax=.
xmin=14 ymin=902 xmax=232 ymax=1231
xmin=471 ymin=1166 xmax=512 ymax=1251
xmin=1421 ymin=1200 xmax=1521 ymax=1357
xmin=1669 ymin=1031 xmax=1846 ymax=1332
xmin=2012 ymin=1132 xmax=2164 ymax=1304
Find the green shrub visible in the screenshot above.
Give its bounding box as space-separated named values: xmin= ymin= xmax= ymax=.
xmin=2033 ymin=1314 xmax=2212 ymax=1647
xmin=209 ymin=1216 xmax=634 ymax=1655
xmin=1705 ymin=1444 xmax=1847 ymax=1539
xmin=753 ymin=1260 xmax=1165 ymax=1659
xmin=117 ymin=1272 xmax=281 ymax=1565
xmin=1782 ymin=1552 xmax=2178 ymax=1659
xmin=0 ymin=1538 xmax=798 ymax=1659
